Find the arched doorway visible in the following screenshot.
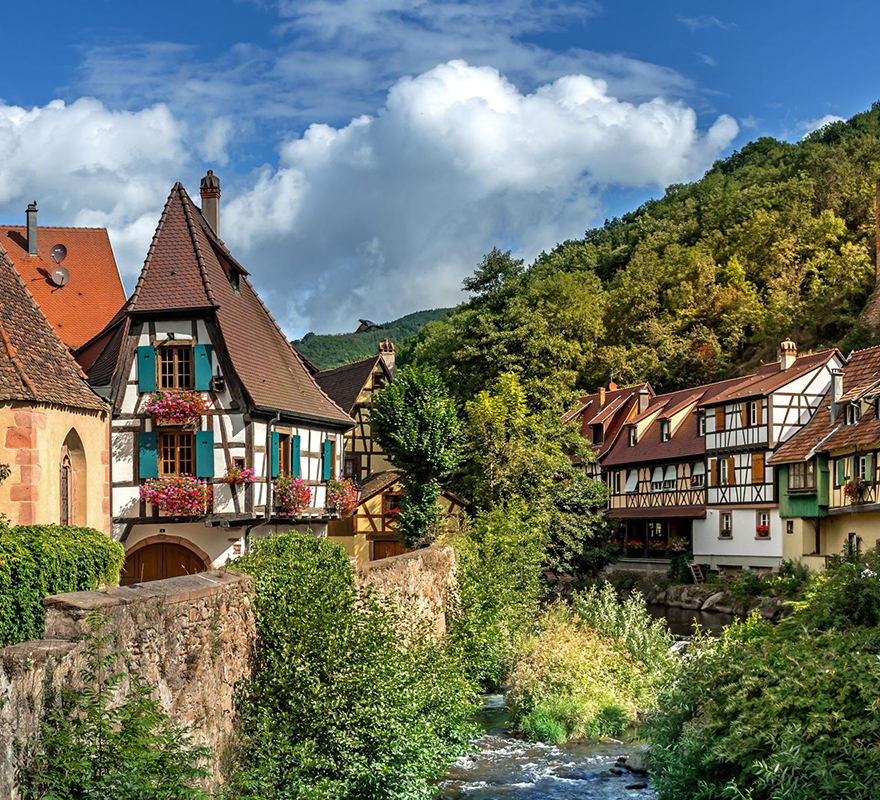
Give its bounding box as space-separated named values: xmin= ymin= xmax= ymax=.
xmin=120 ymin=537 xmax=210 ymax=585
xmin=60 ymin=429 xmax=87 ymax=526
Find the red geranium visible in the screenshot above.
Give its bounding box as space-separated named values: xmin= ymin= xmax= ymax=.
xmin=142 ymin=390 xmax=210 ymax=428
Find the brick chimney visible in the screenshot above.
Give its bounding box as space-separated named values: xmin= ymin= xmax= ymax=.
xmin=830 ymin=368 xmax=844 ymax=421
xmin=200 ymin=170 xmax=221 ymax=235
xmin=638 ymin=387 xmax=650 ymax=414
xmin=26 ymin=201 xmax=37 ymax=256
xmin=378 ymin=337 xmax=395 ymax=377
xmin=779 ymin=337 xmax=797 ymax=371
xmin=598 ymin=386 xmax=606 ymax=407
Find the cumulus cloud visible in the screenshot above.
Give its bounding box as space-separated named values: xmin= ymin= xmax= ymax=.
xmin=223 ymin=60 xmax=738 ymax=334
xmin=799 ymin=113 xmax=845 ymax=138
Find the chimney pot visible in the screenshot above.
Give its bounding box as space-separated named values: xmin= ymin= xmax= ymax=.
xmin=830 ymin=368 xmax=844 ymax=422
xmin=638 ymin=387 xmax=650 ymax=414
xmin=200 ymin=170 xmax=221 ymax=235
xmin=26 ymin=201 xmax=37 ymax=256
xmin=378 ymin=337 xmax=395 ymax=377
xmin=598 ymin=386 xmax=606 ymax=407
xmin=779 ymin=337 xmax=798 ymax=371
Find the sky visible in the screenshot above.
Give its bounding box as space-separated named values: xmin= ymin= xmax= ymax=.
xmin=0 ymin=0 xmax=875 ymax=337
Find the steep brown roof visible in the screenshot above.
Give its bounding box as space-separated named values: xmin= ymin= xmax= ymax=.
xmin=821 ymin=405 xmax=880 ymax=452
xmin=0 ymin=247 xmax=106 ymax=410
xmin=125 ymin=183 xmax=352 ymax=426
xmin=563 ymin=383 xmax=650 ymax=459
xmin=359 ymin=470 xmax=403 ymax=502
xmin=1 ymin=225 xmax=125 ymax=350
xmin=316 ymin=355 xmax=383 ymax=414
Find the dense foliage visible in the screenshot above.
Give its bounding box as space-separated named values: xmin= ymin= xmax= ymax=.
xmin=370 ymin=365 xmax=463 ymax=546
xmin=0 ymin=525 xmax=124 ymax=646
xmin=293 ymin=308 xmax=451 ymax=369
xmin=20 ymin=613 xmax=210 ymax=800
xmin=406 ymin=108 xmax=880 ymax=401
xmin=226 ymin=534 xmax=476 ymax=800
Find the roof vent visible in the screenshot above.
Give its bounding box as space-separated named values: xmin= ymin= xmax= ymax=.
xmin=26 ymin=201 xmax=37 ymax=256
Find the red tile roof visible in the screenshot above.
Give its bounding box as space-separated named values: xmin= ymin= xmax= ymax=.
xmin=563 ymin=384 xmax=650 ymax=459
xmin=0 ymin=225 xmax=125 ymax=350
xmin=0 ymin=247 xmax=106 ymax=410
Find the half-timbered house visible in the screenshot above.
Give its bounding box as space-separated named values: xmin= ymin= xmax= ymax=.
xmin=695 ymin=339 xmax=843 ymax=572
xmin=77 ymin=173 xmax=354 ymax=583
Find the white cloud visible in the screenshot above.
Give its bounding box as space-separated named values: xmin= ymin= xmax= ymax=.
xmin=676 ymin=14 xmax=735 ymax=32
xmin=799 ymin=113 xmax=845 ymax=138
xmin=223 ymin=60 xmax=738 ymax=334
xmin=696 ymin=53 xmax=718 ymax=67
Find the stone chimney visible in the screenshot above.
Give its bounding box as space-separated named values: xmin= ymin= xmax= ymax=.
xmin=830 ymin=367 xmax=844 ymax=422
xmin=378 ymin=337 xmax=395 ymax=377
xmin=598 ymin=386 xmax=606 ymax=407
xmin=26 ymin=201 xmax=37 ymax=256
xmin=200 ymin=170 xmax=221 ymax=235
xmin=779 ymin=337 xmax=797 ymax=371
xmin=638 ymin=387 xmax=650 ymax=414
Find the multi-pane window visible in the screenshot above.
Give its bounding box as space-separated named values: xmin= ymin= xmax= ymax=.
xmin=698 ymin=414 xmax=706 ymax=437
xmin=277 ymin=432 xmax=292 ymax=475
xmin=384 ymin=492 xmax=403 ymax=519
xmin=846 ymin=404 xmax=861 ymax=426
xmin=720 ymin=512 xmax=732 ymax=538
xmin=344 ymin=455 xmax=358 ymax=479
xmin=160 ymin=431 xmax=194 ymax=476
xmin=660 ymin=421 xmax=670 ymax=442
xmin=720 ymin=458 xmax=730 ymax=484
xmin=691 ymin=462 xmax=705 ymax=486
xmin=788 ymin=460 xmax=816 ymax=490
xmin=651 ymin=467 xmax=664 ymax=492
xmin=747 ymin=401 xmax=758 ymax=427
xmin=158 ymin=345 xmax=193 ymax=389
xmin=756 ymin=511 xmax=770 ymax=538
xmin=857 ymin=455 xmax=869 ymax=480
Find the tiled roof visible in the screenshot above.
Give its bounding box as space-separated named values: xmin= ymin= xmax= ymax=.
xmin=124 ymin=183 xmax=353 ymax=426
xmin=316 ymin=355 xmax=383 ymax=414
xmin=359 ymin=470 xmax=403 ymax=503
xmin=0 ymin=225 xmax=125 ymax=350
xmin=0 ymin=247 xmax=106 ymax=410
xmin=821 ymin=405 xmax=880 ymax=452
xmin=562 ymin=384 xmax=650 ymax=458
xmin=702 ymin=349 xmax=840 ymax=405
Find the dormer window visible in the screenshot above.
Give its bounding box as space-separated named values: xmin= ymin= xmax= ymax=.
xmin=846 ymin=403 xmax=861 ymax=426
xmin=591 ymin=423 xmax=605 ymax=444
xmin=660 ymin=420 xmax=670 ymax=442
xmin=698 ymin=413 xmax=706 ymax=437
xmin=628 ymin=427 xmax=636 ymax=447
xmin=230 ymin=271 xmax=241 ymax=295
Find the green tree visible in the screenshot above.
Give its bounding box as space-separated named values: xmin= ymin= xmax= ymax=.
xmin=369 ymin=364 xmax=463 ymax=546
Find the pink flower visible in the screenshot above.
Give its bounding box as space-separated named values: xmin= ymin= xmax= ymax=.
xmin=140 ymin=476 xmax=212 ymax=517
xmin=326 ymin=478 xmax=359 ymax=515
xmin=274 ymin=475 xmax=312 ymax=517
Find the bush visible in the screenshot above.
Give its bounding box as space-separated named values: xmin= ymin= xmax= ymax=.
xmin=648 ymin=616 xmax=880 ymax=800
xmin=225 ymin=533 xmax=476 ymax=800
xmin=0 ymin=525 xmax=124 ymax=646
xmin=20 ymin=613 xmax=210 ymax=799
xmin=762 ymin=558 xmax=811 ymax=597
xmin=447 ymin=506 xmax=546 ymax=691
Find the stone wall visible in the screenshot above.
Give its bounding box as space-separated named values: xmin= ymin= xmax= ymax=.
xmin=356 ymin=544 xmax=456 ymax=636
xmin=0 ymin=570 xmax=254 ymax=797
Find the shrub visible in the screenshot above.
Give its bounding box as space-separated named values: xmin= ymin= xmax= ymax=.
xmin=19 ymin=613 xmax=210 ymax=799
xmin=447 ymin=506 xmax=546 ymax=691
xmin=648 ymin=616 xmax=880 ymax=800
xmin=0 ymin=525 xmax=124 ymax=646
xmin=225 ymin=533 xmax=476 ymax=800
xmin=762 ymin=558 xmax=811 ymax=597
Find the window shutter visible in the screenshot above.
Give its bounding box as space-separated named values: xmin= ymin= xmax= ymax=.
xmin=195 ymin=431 xmax=214 ymax=478
xmin=753 ymin=453 xmax=765 ymax=484
xmin=710 ymin=459 xmax=719 ymax=486
xmin=837 ymin=458 xmax=845 ymax=487
xmin=138 ymin=431 xmax=158 ymax=479
xmin=728 ymin=457 xmax=736 ymax=485
xmin=137 ymin=346 xmax=157 ymax=393
xmin=292 ymin=435 xmax=301 ymax=477
xmin=741 ymin=404 xmax=748 ymax=428
xmin=715 ymin=406 xmax=725 ymax=431
xmin=757 ymin=401 xmax=763 ymax=425
xmin=194 ymin=344 xmax=213 ymax=391
xmin=323 ymin=439 xmax=332 ymax=481
xmin=271 ymin=432 xmax=280 ymax=479
xmin=868 ymin=453 xmax=875 ymax=483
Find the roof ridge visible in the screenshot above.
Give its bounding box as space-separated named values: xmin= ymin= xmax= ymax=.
xmin=0 ymin=225 xmax=110 ymax=232
xmin=178 ymin=185 xmax=218 ymax=306
xmin=129 ymin=184 xmax=178 ymax=306
xmin=317 ymin=354 xmax=382 ymax=375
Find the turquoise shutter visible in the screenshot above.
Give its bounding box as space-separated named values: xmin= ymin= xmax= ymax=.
xmin=271 ymin=432 xmax=280 ymax=479
xmin=137 ymin=346 xmax=156 ymax=393
xmin=322 ymin=439 xmax=332 ymax=481
xmin=194 ymin=344 xmax=213 ymax=391
xmin=139 ymin=432 xmax=158 ymax=479
xmin=868 ymin=453 xmax=875 ymax=483
xmin=195 ymin=431 xmax=214 ymax=478
xmin=292 ymin=435 xmax=301 ymax=477
xmin=837 ymin=458 xmax=846 ymax=486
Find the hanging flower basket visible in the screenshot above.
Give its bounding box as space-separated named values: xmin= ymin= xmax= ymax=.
xmin=326 ymin=477 xmax=359 ymax=516
xmin=140 ymin=475 xmax=212 ymax=517
xmin=844 ymin=476 xmax=868 ymax=503
xmin=142 ymin=390 xmax=210 ymax=428
xmin=225 ymin=464 xmax=255 ymax=485
xmin=274 ymin=474 xmax=311 ymax=517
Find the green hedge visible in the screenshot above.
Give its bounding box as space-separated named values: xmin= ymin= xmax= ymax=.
xmin=0 ymin=525 xmax=124 ymax=647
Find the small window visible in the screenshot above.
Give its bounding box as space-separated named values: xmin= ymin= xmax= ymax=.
xmin=857 ymin=455 xmax=868 ymax=480
xmin=373 ymin=373 xmax=386 ymax=390
xmin=230 ymin=272 xmax=241 ymax=295
xmin=344 ymin=454 xmax=358 ymax=479
xmin=159 ymin=431 xmax=195 ymax=476
xmin=157 ymin=344 xmax=193 ymax=389
xmin=384 ymin=492 xmax=403 ymax=519
xmin=747 ymin=401 xmax=758 ymax=427
xmin=624 ymin=469 xmax=638 ymax=493
xmin=660 ymin=420 xmax=670 ymax=442
xmin=846 ymin=404 xmax=862 ymax=425
xmin=277 ymin=432 xmax=292 ymax=475
xmin=756 ymin=511 xmax=770 ymax=539
xmin=233 ymin=456 xmax=246 ymax=470
xmin=60 ymin=453 xmax=72 ymax=526
xmin=691 ymin=461 xmax=705 ymax=486
xmin=786 ymin=520 xmax=794 ymax=535
xmin=628 ymin=427 xmax=636 ymax=447
xmin=720 ymin=512 xmax=733 ymax=539
xmin=651 ymin=466 xmax=664 ymax=491
xmin=789 ymin=461 xmax=816 ymax=490
xmin=612 ymin=471 xmax=621 ymax=493
xmin=663 ymin=465 xmax=677 ymax=489
xmin=698 ymin=414 xmax=706 ymax=437
xmin=591 ymin=423 xmax=605 ymax=444
xmin=720 ymin=458 xmax=730 ymax=484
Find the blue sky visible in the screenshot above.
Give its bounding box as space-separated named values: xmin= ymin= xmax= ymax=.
xmin=1 ymin=1 xmax=874 ymax=335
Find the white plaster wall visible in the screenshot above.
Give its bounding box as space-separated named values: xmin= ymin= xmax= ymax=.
xmin=113 ymin=486 xmax=139 ymax=518
xmin=694 ymin=508 xmax=783 ymax=560
xmin=112 ymin=430 xmax=134 ymax=483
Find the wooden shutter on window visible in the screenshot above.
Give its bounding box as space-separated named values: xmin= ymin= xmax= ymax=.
xmin=195 ymin=431 xmax=214 ymax=478
xmin=137 ymin=346 xmax=157 ymax=393
xmin=194 ymin=344 xmax=213 ymax=391
xmin=710 ymin=459 xmax=719 ymax=486
xmin=837 ymin=458 xmax=845 ymax=486
xmin=728 ymin=457 xmax=736 ymax=485
xmin=322 ymin=439 xmax=333 ymax=481
xmin=868 ymin=453 xmax=875 ymax=484
xmin=271 ymin=432 xmax=280 ymax=479
xmin=741 ymin=404 xmax=748 ymax=428
xmin=756 ymin=401 xmax=763 ymax=425
xmin=753 ymin=453 xmax=765 ymax=484
xmin=292 ymin=435 xmax=301 ymax=477
xmin=716 ymin=406 xmax=726 ymax=431
xmin=139 ymin=431 xmax=158 ymax=479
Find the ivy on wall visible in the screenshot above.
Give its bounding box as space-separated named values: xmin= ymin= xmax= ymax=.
xmin=0 ymin=525 xmax=124 ymax=647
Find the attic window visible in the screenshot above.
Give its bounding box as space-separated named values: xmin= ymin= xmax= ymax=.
xmin=660 ymin=420 xmax=670 ymax=442
xmin=846 ymin=403 xmax=861 ymax=426
xmin=628 ymin=427 xmax=636 ymax=447
xmin=230 ymin=271 xmax=241 ymax=295
xmin=698 ymin=414 xmax=706 ymax=437
xmin=591 ymin=423 xmax=605 ymax=444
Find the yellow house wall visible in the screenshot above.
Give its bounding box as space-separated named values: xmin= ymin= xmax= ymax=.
xmin=822 ymin=510 xmax=880 ymax=557
xmin=0 ymin=401 xmax=109 ymax=533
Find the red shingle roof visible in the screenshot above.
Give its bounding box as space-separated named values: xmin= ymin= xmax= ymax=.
xmin=563 ymin=384 xmax=650 ymax=459
xmin=0 ymin=225 xmax=125 ymax=350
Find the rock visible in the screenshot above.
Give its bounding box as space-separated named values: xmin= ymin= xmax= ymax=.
xmin=609 ymin=767 xmax=624 ymax=776
xmin=556 ymin=767 xmax=591 ymax=780
xmin=624 ymin=751 xmax=650 ymax=775
xmin=626 ymin=781 xmax=649 ymax=790
xmin=701 ymin=591 xmax=726 ymax=611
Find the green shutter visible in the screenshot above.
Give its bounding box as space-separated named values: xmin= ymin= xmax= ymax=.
xmin=271 ymin=432 xmax=280 ymax=479
xmin=137 ymin=346 xmax=156 ymax=393
xmin=195 ymin=431 xmax=214 ymax=478
xmin=139 ymin=432 xmax=158 ymax=479
xmin=868 ymin=453 xmax=875 ymax=484
xmin=292 ymin=435 xmax=301 ymax=477
xmin=837 ymin=458 xmax=846 ymax=486
xmin=194 ymin=344 xmax=213 ymax=391
xmin=323 ymin=439 xmax=332 ymax=481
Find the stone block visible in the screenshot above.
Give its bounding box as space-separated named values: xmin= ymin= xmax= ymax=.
xmin=10 ymin=484 xmax=38 ymax=502
xmin=5 ymin=428 xmax=35 ymax=449
xmin=18 ymin=465 xmax=41 ymax=484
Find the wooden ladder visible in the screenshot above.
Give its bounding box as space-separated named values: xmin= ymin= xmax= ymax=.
xmin=689 ymin=561 xmax=705 ymax=584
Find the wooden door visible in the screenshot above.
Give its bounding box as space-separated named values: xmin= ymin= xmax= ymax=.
xmin=121 ymin=542 xmax=206 ymax=585
xmin=372 ymin=540 xmax=409 ymax=561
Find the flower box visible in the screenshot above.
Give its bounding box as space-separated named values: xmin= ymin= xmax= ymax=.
xmin=844 ymin=477 xmax=868 ymax=503
xmin=225 ymin=464 xmax=255 ymax=485
xmin=274 ymin=475 xmax=311 ymax=517
xmin=140 ymin=475 xmax=212 ymax=517
xmin=142 ymin=390 xmax=210 ymax=429
xmin=326 ymin=477 xmax=359 ymax=516
xmin=755 ymin=524 xmax=770 ymax=537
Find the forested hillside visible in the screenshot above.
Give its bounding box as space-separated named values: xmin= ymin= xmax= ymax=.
xmin=294 ymin=308 xmax=451 ymax=368
xmin=404 ymin=105 xmax=880 ymax=409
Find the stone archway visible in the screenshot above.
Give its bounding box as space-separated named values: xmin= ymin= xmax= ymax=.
xmin=120 ymin=535 xmax=211 ymax=585
xmin=60 ymin=429 xmax=87 ymax=526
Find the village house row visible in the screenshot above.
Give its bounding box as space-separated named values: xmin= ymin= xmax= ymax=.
xmin=0 ymin=173 xmax=463 ymax=583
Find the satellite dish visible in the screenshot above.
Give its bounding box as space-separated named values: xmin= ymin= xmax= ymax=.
xmin=50 ymin=244 xmax=67 ymax=264
xmin=50 ymin=266 xmax=70 ymax=287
